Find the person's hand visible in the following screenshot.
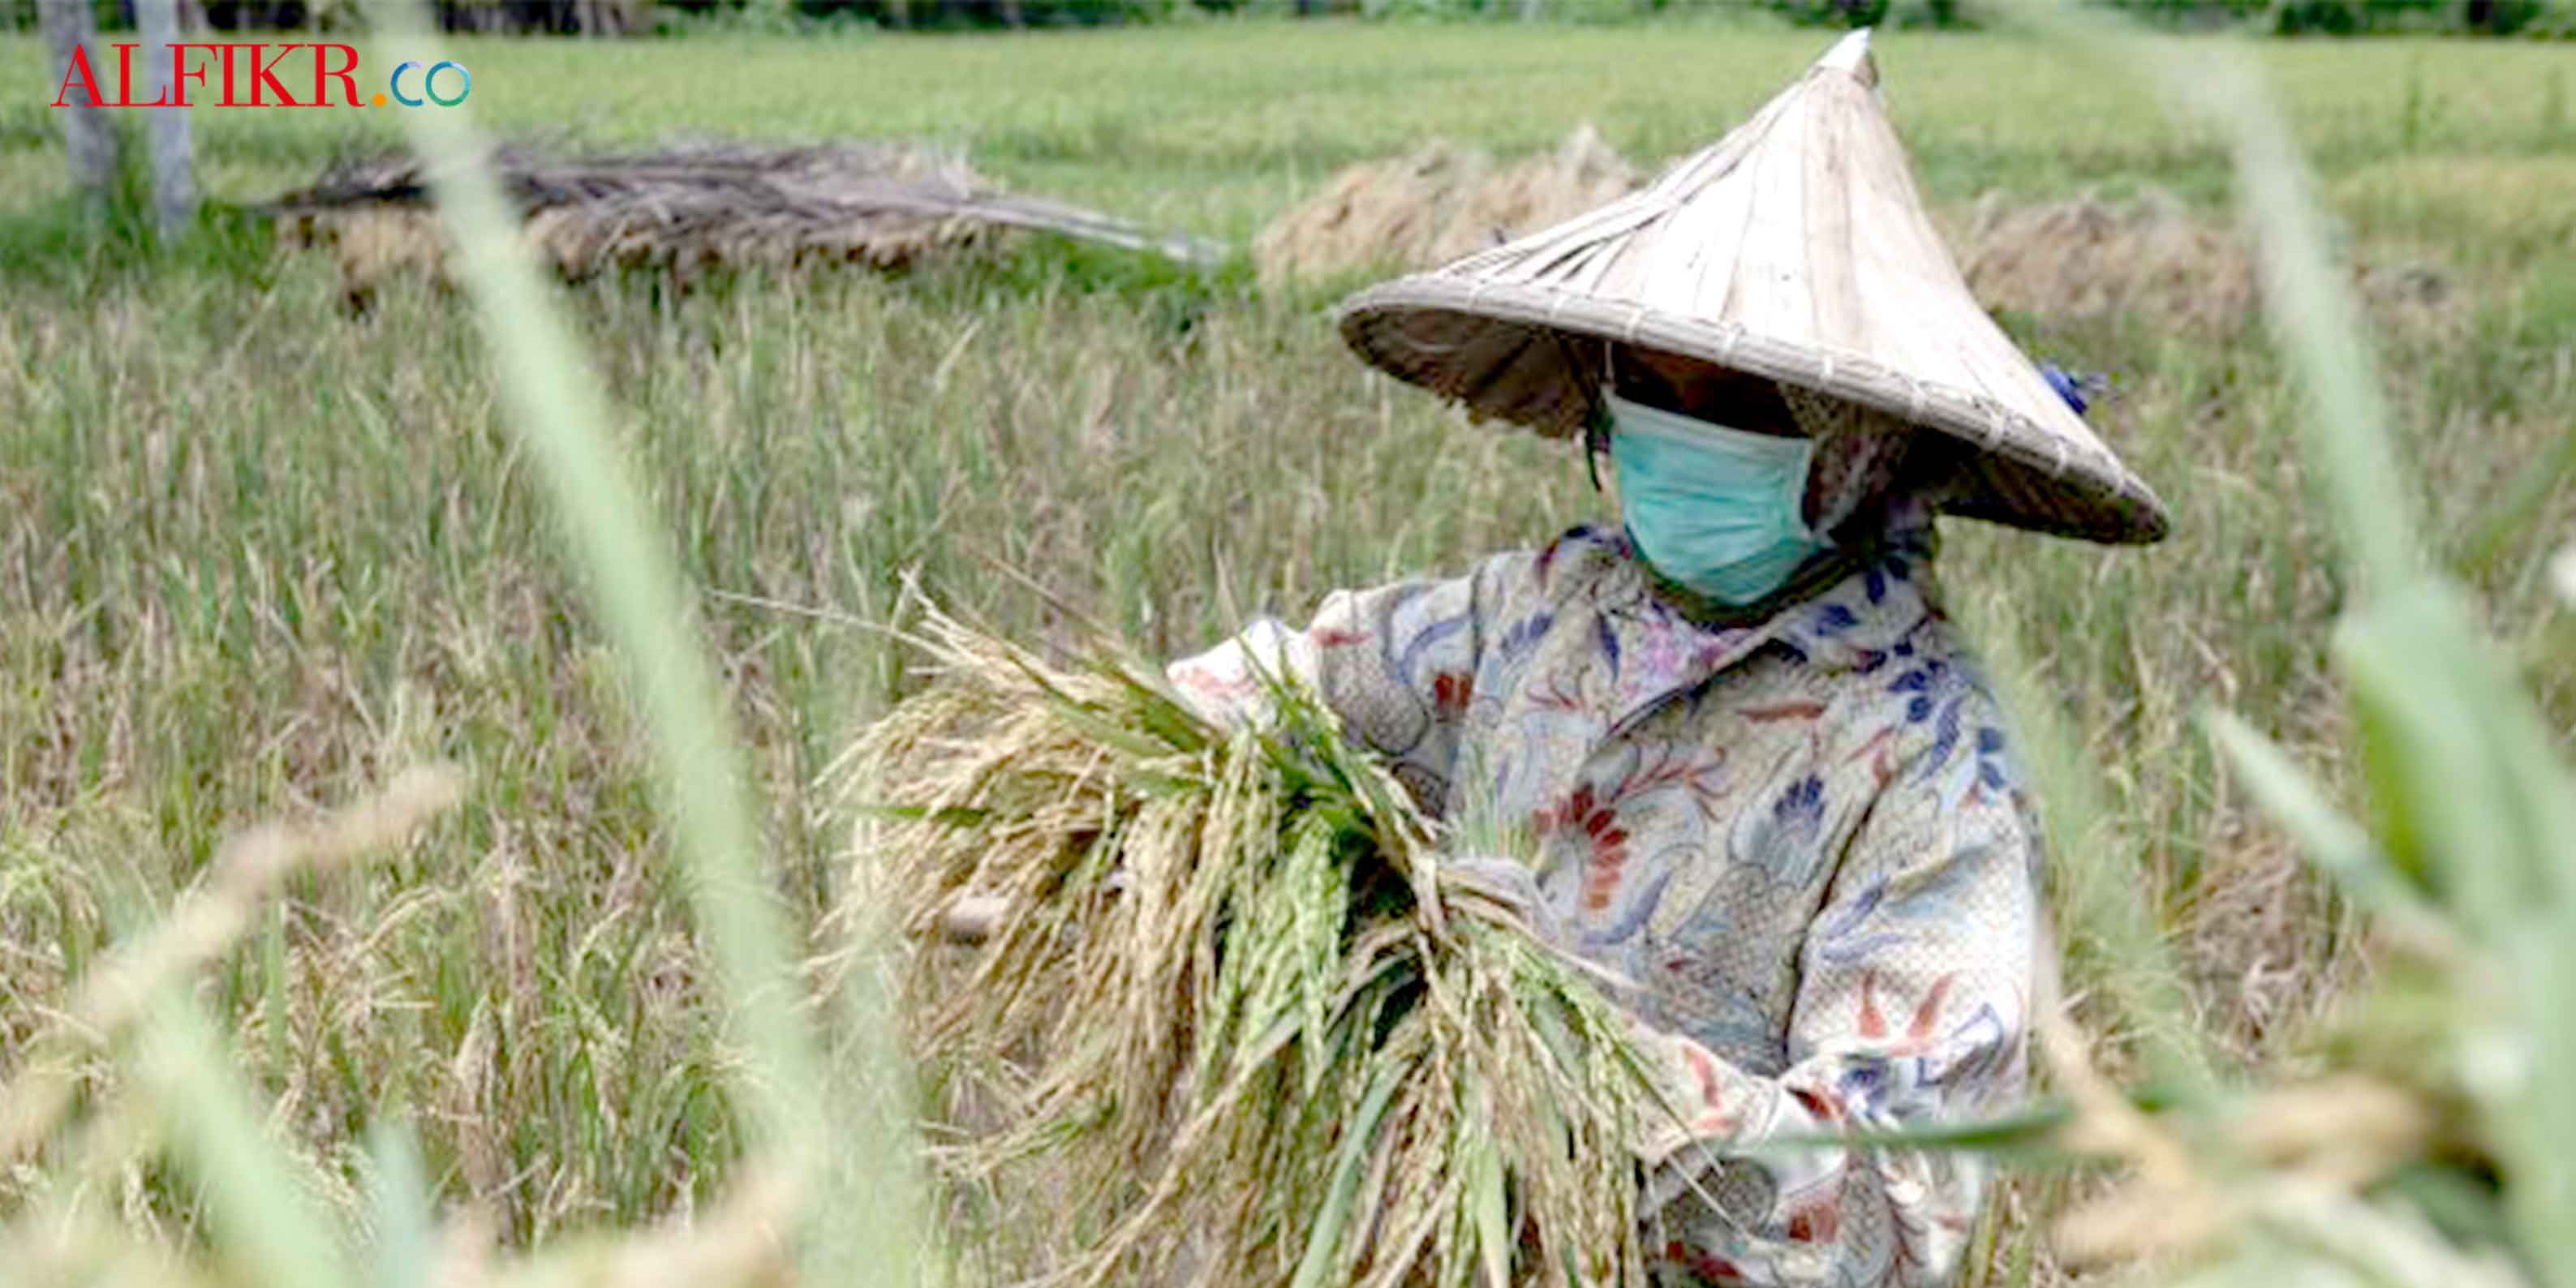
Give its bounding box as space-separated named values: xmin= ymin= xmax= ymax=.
xmin=938 ymin=870 xmax=1129 ymax=945
xmin=940 ymin=892 xmax=1006 ymax=944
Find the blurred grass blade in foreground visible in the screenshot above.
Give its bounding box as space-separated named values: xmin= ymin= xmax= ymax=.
xmin=2155 ymin=32 xmax=2576 ymax=1286
xmin=1983 ymin=6 xmax=2576 ymax=1283
xmin=137 ymin=994 xmax=353 ymax=1288
xmin=355 ymin=0 xmax=928 ymax=1280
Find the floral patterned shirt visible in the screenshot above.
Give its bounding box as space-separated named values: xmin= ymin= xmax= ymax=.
xmin=1167 ymin=525 xmax=2041 ymax=1288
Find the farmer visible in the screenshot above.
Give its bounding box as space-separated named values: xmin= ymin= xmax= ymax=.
xmin=1163 ymin=32 xmax=2170 ymax=1288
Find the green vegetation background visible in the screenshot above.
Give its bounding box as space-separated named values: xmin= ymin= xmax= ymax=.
xmin=2 ymin=15 xmax=2574 ymax=1262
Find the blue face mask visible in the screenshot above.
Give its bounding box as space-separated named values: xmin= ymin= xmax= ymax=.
xmin=1606 ymin=391 xmax=1831 ymax=606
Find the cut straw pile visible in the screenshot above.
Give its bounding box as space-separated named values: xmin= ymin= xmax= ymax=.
xmin=1253 ymin=126 xmax=1640 ymax=289
xmin=1953 ymin=186 xmax=2455 ymax=338
xmin=267 ymin=139 xmax=1225 ymax=304
xmin=838 ymin=609 xmax=1668 ymax=1288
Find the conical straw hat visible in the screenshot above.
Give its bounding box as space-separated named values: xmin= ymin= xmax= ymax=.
xmin=1335 ymin=30 xmax=2170 ymax=545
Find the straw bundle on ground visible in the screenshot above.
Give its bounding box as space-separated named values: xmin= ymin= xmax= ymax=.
xmin=1955 ymin=187 xmax=2257 ymax=336
xmin=267 ymin=140 xmax=1224 ymax=303
xmin=1254 ymin=126 xmax=1639 ymax=287
xmin=835 ymin=609 xmax=1666 ymax=1288
xmin=1955 ymin=187 xmax=2454 ymax=337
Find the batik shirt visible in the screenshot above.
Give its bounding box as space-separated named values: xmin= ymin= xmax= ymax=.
xmin=1167 ymin=525 xmax=2041 ymax=1288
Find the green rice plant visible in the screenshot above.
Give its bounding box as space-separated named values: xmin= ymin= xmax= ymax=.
xmin=0 ymin=765 xmax=464 ymax=1288
xmin=845 ymin=604 xmax=1669 ymax=1288
xmin=1 ymin=0 xmax=932 ymax=1281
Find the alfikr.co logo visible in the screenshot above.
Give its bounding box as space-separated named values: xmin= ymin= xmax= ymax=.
xmin=50 ymin=43 xmax=471 ymax=109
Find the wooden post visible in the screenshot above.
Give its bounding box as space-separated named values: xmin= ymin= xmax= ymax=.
xmin=39 ymin=0 xmax=119 ymax=204
xmin=138 ymin=0 xmax=198 ymax=238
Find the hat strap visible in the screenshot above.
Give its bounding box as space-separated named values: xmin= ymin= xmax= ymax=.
xmin=1553 ymin=333 xmax=1615 ymax=493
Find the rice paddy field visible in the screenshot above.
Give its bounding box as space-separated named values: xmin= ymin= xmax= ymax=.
xmin=4 ymin=15 xmax=2576 ymax=1285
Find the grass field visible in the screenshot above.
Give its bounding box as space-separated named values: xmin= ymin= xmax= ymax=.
xmin=4 ymin=15 xmax=2575 ymax=1276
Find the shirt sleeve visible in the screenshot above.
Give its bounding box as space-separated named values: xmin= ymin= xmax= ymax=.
xmin=1164 ymin=559 xmax=1507 ymax=809
xmin=1628 ymin=738 xmax=2041 ymax=1287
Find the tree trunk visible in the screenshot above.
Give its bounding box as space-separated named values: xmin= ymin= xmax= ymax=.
xmin=139 ymin=0 xmax=198 ymax=237
xmin=39 ymin=0 xmax=119 ymax=202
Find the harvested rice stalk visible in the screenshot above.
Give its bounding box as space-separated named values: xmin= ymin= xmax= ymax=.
xmin=835 ymin=608 xmax=1667 ymax=1288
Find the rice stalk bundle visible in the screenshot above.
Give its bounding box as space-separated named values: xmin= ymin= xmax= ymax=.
xmin=839 ymin=608 xmax=1666 ymax=1288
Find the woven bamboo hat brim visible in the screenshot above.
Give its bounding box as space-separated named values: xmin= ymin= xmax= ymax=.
xmin=1334 ymin=30 xmax=2170 ymax=545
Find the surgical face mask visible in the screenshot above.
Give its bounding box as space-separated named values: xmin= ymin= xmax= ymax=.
xmin=1605 ymin=391 xmax=1832 ymax=606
